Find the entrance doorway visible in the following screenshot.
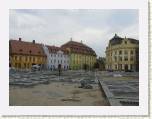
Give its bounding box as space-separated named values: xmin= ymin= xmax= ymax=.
xmin=124 ymin=64 xmax=128 ymax=71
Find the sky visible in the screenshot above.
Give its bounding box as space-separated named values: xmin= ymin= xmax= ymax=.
xmin=9 ymin=9 xmax=138 ymax=57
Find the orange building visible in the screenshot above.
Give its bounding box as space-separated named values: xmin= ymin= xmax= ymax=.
xmin=9 ymin=38 xmax=46 ymax=70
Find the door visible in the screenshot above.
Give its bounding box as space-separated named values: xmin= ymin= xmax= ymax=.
xmin=124 ymin=64 xmax=128 ymax=71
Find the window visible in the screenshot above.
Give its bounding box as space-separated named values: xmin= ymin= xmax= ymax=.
xmin=130 ymin=56 xmax=133 ymax=61
xmin=33 ymin=57 xmax=35 ymax=62
xmin=124 ymin=56 xmax=128 ymax=61
xmin=119 ymin=56 xmax=122 ymax=61
xmin=29 ymin=57 xmax=31 ymax=61
xmin=15 ymin=56 xmax=17 ymax=60
xmin=18 ymin=63 xmax=21 ymax=68
xmin=24 ymin=63 xmax=26 ymax=68
xmin=37 ymin=57 xmax=40 ymax=62
xmin=15 ymin=63 xmax=17 ymax=67
xmin=119 ymin=50 xmax=122 ymax=55
xmin=114 ymin=56 xmax=117 ymax=62
xmin=54 ymin=59 xmax=56 ymax=63
xmin=130 ymin=64 xmax=133 ymax=70
xmin=119 ymin=64 xmax=122 ymax=70
xmin=115 ymin=65 xmax=117 ymax=69
xmin=19 ymin=56 xmax=22 ymax=61
xmin=25 ymin=57 xmax=28 ymax=61
xmin=130 ymin=50 xmax=133 ymax=55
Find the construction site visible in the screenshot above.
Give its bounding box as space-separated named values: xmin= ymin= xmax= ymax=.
xmin=9 ymin=70 xmax=139 ymax=106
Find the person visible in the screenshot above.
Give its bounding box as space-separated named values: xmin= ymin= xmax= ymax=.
xmin=58 ymin=64 xmax=61 ymax=76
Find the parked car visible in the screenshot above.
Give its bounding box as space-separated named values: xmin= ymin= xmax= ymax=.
xmin=31 ymin=65 xmax=40 ymax=71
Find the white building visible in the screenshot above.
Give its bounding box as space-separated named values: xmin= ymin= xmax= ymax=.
xmin=43 ymin=45 xmax=69 ymax=70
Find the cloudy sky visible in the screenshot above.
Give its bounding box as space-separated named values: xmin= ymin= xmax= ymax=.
xmin=9 ymin=9 xmax=138 ymax=57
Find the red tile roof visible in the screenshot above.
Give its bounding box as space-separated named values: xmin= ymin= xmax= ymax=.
xmin=9 ymin=39 xmax=46 ymax=57
xmin=61 ymin=41 xmax=96 ymax=56
xmin=46 ymin=45 xmax=69 ymax=54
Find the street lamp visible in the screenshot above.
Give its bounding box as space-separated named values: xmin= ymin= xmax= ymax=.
xmin=80 ymin=55 xmax=82 ymax=75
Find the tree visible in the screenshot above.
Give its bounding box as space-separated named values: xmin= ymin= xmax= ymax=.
xmin=93 ymin=62 xmax=99 ymax=69
xmin=96 ymin=57 xmax=106 ymax=71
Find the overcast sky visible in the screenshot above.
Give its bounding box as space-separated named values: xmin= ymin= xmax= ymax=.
xmin=9 ymin=9 xmax=138 ymax=57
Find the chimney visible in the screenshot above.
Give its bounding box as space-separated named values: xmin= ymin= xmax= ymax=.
xmin=19 ymin=38 xmax=22 ymax=41
xmin=70 ymin=37 xmax=72 ymax=41
xmin=33 ymin=40 xmax=35 ymax=44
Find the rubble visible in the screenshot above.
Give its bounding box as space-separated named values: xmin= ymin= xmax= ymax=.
xmin=79 ymin=79 xmax=93 ymax=89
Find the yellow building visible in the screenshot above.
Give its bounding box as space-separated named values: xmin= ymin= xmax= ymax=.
xmin=61 ymin=39 xmax=97 ymax=70
xmin=105 ymin=34 xmax=139 ymax=71
xmin=9 ymin=38 xmax=46 ymax=70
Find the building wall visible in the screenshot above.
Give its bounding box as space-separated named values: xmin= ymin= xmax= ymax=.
xmin=105 ymin=38 xmax=139 ymax=71
xmin=10 ymin=55 xmax=46 ymax=69
xmin=43 ymin=46 xmax=69 ymax=70
xmin=69 ymin=53 xmax=96 ymax=70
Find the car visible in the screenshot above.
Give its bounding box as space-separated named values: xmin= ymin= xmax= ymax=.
xmin=31 ymin=65 xmax=40 ymax=71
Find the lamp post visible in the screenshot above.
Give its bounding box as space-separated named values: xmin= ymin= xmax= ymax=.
xmin=81 ymin=55 xmax=83 ymax=75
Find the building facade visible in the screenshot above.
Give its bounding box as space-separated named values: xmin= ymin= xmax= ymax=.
xmin=105 ymin=34 xmax=139 ymax=72
xmin=9 ymin=38 xmax=46 ymax=70
xmin=61 ymin=39 xmax=97 ymax=70
xmin=43 ymin=45 xmax=69 ymax=70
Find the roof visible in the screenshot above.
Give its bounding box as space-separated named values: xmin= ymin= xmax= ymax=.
xmin=9 ymin=39 xmax=46 ymax=57
xmin=46 ymin=45 xmax=69 ymax=54
xmin=61 ymin=40 xmax=96 ymax=56
xmin=127 ymin=38 xmax=139 ymax=44
xmin=109 ymin=34 xmax=139 ymax=46
xmin=109 ymin=34 xmax=123 ymax=45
